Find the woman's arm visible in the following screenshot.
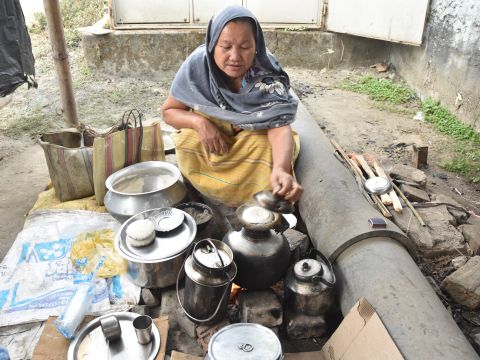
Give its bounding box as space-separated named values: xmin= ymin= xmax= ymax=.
xmin=267 ymin=125 xmax=303 ymax=202
xmin=161 ymin=95 xmax=229 ymax=155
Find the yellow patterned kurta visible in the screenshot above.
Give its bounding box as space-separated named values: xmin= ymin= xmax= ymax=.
xmin=172 ymin=117 xmax=300 ymax=207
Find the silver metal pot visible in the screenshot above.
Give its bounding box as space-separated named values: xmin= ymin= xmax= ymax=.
xmin=115 ymin=208 xmax=197 ymax=288
xmin=179 ymin=239 xmax=237 ymax=323
xmin=285 ymin=250 xmax=336 ymax=316
xmin=205 ymin=323 xmax=282 ymax=360
xmin=222 ymin=204 xmax=290 ymax=290
xmin=105 ymin=161 xmax=187 ymax=223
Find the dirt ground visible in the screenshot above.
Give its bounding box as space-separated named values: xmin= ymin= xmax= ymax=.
xmin=1 ymin=33 xmax=480 ymax=263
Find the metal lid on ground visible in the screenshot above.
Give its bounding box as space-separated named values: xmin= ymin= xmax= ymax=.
xmin=364 ymin=176 xmax=392 ymax=195
xmin=207 ymin=323 xmax=282 ymax=360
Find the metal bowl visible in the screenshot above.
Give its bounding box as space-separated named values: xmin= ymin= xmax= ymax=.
xmin=104 ymin=161 xmax=187 ymax=223
xmin=176 ymin=202 xmax=213 ymax=230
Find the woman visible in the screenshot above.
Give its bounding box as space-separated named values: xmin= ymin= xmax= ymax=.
xmin=162 ymin=5 xmax=302 ymax=207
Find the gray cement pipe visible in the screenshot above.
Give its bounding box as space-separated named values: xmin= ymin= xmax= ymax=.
xmin=293 ymin=100 xmax=478 ymax=359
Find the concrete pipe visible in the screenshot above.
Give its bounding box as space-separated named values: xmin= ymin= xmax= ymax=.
xmin=293 ymin=100 xmax=478 ymax=359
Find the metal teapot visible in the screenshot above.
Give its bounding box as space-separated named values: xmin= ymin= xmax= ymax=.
xmin=223 ymin=204 xmax=290 ymax=290
xmin=285 ymin=250 xmax=336 ymax=316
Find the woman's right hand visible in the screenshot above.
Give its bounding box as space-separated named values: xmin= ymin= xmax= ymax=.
xmin=195 ymin=117 xmax=230 ymax=155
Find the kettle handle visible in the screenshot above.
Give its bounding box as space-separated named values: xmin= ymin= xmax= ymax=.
xmin=308 ymin=248 xmax=336 ymax=287
xmin=175 ymin=242 xmax=232 ymax=323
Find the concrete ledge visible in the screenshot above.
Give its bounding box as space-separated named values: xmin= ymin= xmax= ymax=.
xmin=81 ymin=29 xmax=389 ymax=76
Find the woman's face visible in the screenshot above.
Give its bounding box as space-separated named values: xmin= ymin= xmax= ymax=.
xmin=213 ymin=20 xmax=256 ymax=82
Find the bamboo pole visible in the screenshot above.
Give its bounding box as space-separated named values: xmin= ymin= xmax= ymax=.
xmin=43 ymin=0 xmax=78 ymax=126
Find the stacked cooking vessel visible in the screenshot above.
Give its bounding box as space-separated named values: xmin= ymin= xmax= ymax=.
xmin=108 ymin=162 xmax=336 ymax=321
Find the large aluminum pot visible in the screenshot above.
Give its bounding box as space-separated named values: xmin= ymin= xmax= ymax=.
xmin=105 ymin=161 xmax=187 ymax=223
xmin=115 ymin=208 xmax=197 ymax=288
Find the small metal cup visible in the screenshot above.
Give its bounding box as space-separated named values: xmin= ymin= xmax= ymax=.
xmin=133 ymin=315 xmax=153 ymax=344
xmin=100 ymin=315 xmax=122 ymax=342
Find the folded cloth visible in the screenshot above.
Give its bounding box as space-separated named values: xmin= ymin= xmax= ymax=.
xmin=172 ymin=118 xmax=300 ymax=207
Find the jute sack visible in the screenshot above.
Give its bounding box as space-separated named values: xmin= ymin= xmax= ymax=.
xmin=92 ymin=109 xmax=165 ymax=205
xmin=39 ymin=129 xmax=94 ymax=202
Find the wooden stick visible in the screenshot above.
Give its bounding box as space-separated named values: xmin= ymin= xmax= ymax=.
xmin=363 ymin=153 xmax=403 ymax=213
xmin=331 ymin=140 xmax=392 ymax=218
xmin=392 ymin=182 xmax=426 ymax=226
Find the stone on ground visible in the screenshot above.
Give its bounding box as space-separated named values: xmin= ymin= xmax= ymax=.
xmin=196 ymin=319 xmax=230 ymax=353
xmin=441 ymin=256 xmax=480 ymax=310
xmin=460 ymin=224 xmax=480 ymax=254
xmin=131 ymin=305 xmax=149 ymax=316
xmin=467 ymin=213 xmax=480 ymax=225
xmin=158 ymin=289 xmax=197 ymax=339
xmin=389 ymin=164 xmax=427 ymax=187
xmin=400 ymin=184 xmax=430 ymax=203
xmin=451 ymin=256 xmax=468 ymax=269
xmin=393 ymin=205 xmax=466 ymax=258
xmin=141 ymin=288 xmax=160 ymax=307
xmin=238 ymin=290 xmax=283 ymax=327
xmin=431 ymin=193 xmax=469 ymax=225
xmin=285 ymin=310 xmax=327 ymax=339
xmin=284 ymin=229 xmax=310 ymax=264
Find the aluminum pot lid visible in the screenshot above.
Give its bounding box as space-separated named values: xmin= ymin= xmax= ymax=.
xmin=293 ymin=258 xmax=334 ymax=284
xmin=193 ymin=240 xmax=233 ymax=270
xmin=364 ymin=176 xmax=392 ymax=195
xmin=241 ymin=205 xmax=274 ymax=224
xmin=208 ymin=323 xmax=282 ymax=360
xmin=116 ymin=209 xmax=196 ymax=262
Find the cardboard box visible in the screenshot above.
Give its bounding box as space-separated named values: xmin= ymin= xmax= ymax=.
xmin=286 ymin=298 xmax=404 ymax=360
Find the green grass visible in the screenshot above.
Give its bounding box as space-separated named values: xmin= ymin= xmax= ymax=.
xmin=341 ymin=75 xmax=415 ymax=105
xmin=422 ymin=99 xmax=480 ymax=182
xmin=422 ymin=99 xmax=480 ymax=143
xmin=29 ymin=0 xmax=104 ymax=48
xmin=4 ymin=112 xmax=62 ymax=139
xmin=340 ymin=74 xmax=480 ymax=183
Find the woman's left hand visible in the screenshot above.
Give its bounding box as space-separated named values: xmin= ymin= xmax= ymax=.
xmin=270 ymin=167 xmax=303 ymax=203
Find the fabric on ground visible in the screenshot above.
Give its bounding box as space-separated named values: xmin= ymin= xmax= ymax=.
xmin=31 ymin=187 xmax=106 ymax=213
xmin=0 ymin=210 xmax=139 ymax=327
xmin=172 ymin=118 xmax=300 ymax=207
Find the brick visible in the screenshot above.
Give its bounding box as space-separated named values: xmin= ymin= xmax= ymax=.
xmin=238 ymin=290 xmax=283 ymax=327
xmin=441 ymin=256 xmax=480 ymax=310
xmin=399 ymin=184 xmax=430 ymax=203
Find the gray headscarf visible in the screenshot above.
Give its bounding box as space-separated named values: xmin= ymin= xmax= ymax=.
xmin=170 ymin=5 xmax=298 ymax=130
